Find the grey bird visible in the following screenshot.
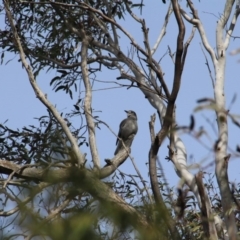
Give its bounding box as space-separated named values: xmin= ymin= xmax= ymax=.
xmin=114 ymin=110 xmax=138 ymax=155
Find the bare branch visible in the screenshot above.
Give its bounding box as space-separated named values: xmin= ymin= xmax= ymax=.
xmin=147 ymin=1 xmax=186 ymax=239
xmin=151 ymin=3 xmax=173 ymax=55
xmin=199 ymin=43 xmax=215 ymax=88
xmin=224 ymin=2 xmax=240 ymax=49
xmin=181 ymin=1 xmax=218 ymax=66
xmin=149 ymin=0 xmax=186 ymax=208
xmin=195 ymin=172 xmax=218 ymax=239
xmin=149 ymin=114 xmax=156 ymax=144
xmin=81 ymin=38 xmax=101 ymax=169
xmin=100 ymin=148 xmax=130 ymax=178
xmin=214 ymin=1 xmax=238 ymax=237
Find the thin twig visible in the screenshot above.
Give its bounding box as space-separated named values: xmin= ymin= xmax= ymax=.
xmin=199 ymin=43 xmax=215 ymax=88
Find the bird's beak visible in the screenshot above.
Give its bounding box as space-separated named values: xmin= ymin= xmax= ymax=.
xmin=124 ymin=110 xmax=129 ymax=113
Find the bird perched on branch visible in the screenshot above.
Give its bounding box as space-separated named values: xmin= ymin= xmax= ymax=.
xmin=114 ymin=110 xmax=138 ymax=155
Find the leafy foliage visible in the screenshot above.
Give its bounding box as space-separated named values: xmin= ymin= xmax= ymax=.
xmin=0 ymin=0 xmax=240 ymax=239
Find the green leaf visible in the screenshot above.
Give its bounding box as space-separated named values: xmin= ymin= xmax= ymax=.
xmin=50 ymin=76 xmax=61 ymax=86
xmin=1 ymin=52 xmax=4 ymax=64
xmin=55 ymin=85 xmax=66 ymax=92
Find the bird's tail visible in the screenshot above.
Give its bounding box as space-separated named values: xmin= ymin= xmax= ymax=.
xmin=114 ymin=141 xmax=123 ymax=155
xmin=114 ymin=135 xmax=135 ymax=155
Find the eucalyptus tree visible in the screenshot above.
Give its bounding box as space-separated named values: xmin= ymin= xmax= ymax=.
xmin=0 ymin=0 xmax=240 ymax=239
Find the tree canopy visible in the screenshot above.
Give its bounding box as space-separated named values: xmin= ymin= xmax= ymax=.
xmin=0 ymin=0 xmax=240 ymax=239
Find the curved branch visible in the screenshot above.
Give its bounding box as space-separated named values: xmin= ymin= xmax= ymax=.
xmin=81 ymin=39 xmax=101 ymax=169
xmin=224 ymin=1 xmax=240 ymax=49
xmin=151 ymin=3 xmax=173 ymax=55
xmin=99 ymin=148 xmax=130 ymax=178
xmin=181 ymin=1 xmax=218 ymax=66
xmin=217 ymin=0 xmax=235 ymax=56
xmin=148 ymin=1 xmax=185 ymax=238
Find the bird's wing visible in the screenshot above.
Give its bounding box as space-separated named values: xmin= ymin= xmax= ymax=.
xmin=116 ymin=133 xmax=119 ymax=145
xmin=116 ymin=118 xmax=127 ymax=145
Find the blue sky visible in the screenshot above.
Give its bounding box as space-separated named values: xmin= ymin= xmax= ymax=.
xmin=1 ymin=1 xmax=240 ymax=192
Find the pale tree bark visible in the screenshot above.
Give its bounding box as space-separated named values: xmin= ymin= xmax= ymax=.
xmin=181 ymin=0 xmax=240 ymax=238
xmin=81 ymin=38 xmax=101 ymax=169
xmin=130 ymin=4 xmax=211 ymax=231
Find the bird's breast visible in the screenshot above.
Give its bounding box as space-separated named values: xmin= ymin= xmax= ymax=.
xmin=127 ymin=120 xmax=138 ymax=134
